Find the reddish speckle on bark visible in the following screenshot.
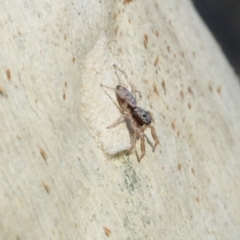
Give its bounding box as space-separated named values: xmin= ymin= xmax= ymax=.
xmin=103 ymin=227 xmax=111 ymax=237
xmin=39 ymin=147 xmax=48 ymax=161
xmin=42 ymin=181 xmax=51 ymax=193
xmin=123 ymin=0 xmax=133 ymax=4
xmin=0 ymin=86 xmax=6 ymax=96
xmin=6 ymin=69 xmax=11 ymax=81
xmin=217 ymin=86 xmax=221 ymax=94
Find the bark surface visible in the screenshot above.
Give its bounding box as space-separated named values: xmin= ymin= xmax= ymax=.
xmin=1 ymin=0 xmax=240 ymax=239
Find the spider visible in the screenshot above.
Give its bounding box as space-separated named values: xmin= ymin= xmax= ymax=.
xmin=100 ymin=65 xmax=159 ymax=161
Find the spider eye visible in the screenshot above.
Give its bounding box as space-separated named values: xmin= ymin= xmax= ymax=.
xmin=132 ymin=107 xmax=151 ymax=125
xmin=141 ymin=112 xmax=151 ymax=125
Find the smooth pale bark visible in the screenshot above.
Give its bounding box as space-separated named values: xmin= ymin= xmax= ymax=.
xmin=1 ymin=0 xmax=240 ymax=239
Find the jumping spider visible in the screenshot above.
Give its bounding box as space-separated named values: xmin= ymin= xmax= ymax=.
xmin=100 ymin=64 xmax=159 ymax=162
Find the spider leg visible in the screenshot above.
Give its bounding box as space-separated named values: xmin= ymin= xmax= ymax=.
xmin=127 ymin=132 xmax=137 ymax=154
xmin=100 ymin=84 xmax=122 ymax=112
xmin=106 ymin=99 xmax=130 ymax=129
xmin=113 ymin=64 xmax=142 ymax=102
xmin=107 ymin=115 xmax=125 ymax=129
xmin=101 ymin=83 xmax=131 ymax=129
xmin=149 ymin=125 xmax=159 ymax=152
xmin=100 ymin=83 xmax=116 ymax=91
xmin=126 ymin=113 xmax=140 ymax=155
xmin=127 ymin=117 xmax=146 ymax=159
xmin=138 ymin=135 xmax=146 ymax=162
xmin=131 ymin=87 xmax=142 ymax=103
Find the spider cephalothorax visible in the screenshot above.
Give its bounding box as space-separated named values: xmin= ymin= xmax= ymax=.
xmin=131 ymin=107 xmax=152 ymax=126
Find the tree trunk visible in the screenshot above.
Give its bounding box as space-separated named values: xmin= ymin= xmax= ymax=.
xmin=1 ymin=0 xmax=240 ymax=239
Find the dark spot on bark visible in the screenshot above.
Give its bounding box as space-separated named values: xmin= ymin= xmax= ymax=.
xmin=178 ymin=163 xmax=182 ymax=171
xmin=152 ymin=82 xmax=159 ymax=95
xmin=209 ymin=82 xmax=213 ymax=92
xmin=180 ymin=90 xmax=184 ymax=99
xmin=187 ymin=86 xmax=194 ymax=95
xmin=39 ymin=147 xmax=48 ymax=162
xmin=154 ymin=56 xmax=159 ymax=67
xmin=143 ymin=34 xmax=148 ymax=49
xmin=161 ymin=80 xmax=166 ymax=93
